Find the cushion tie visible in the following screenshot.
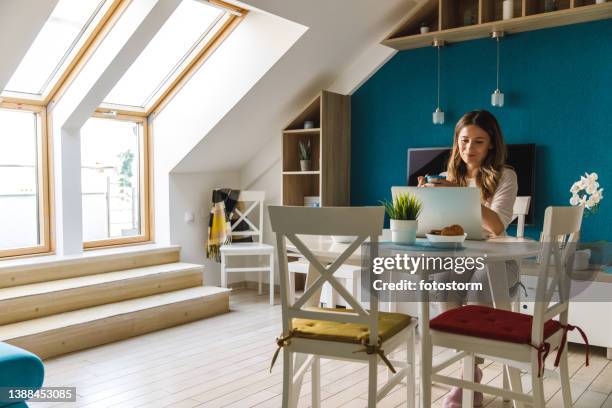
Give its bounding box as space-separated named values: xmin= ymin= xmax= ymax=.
xmin=530 ymin=342 xmax=551 ymax=377
xmin=353 ymin=339 xmax=397 ymax=374
xmin=270 ymin=333 xmax=294 ymax=373
xmin=554 ymin=324 xmax=589 ymax=369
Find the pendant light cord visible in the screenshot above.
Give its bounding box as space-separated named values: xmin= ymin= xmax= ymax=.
xmin=496 ymin=37 xmax=500 ymax=90
xmin=437 ymin=45 xmax=441 ymax=108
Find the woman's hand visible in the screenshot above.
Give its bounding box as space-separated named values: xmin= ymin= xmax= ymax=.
xmin=417 ymin=175 xmax=459 ymax=187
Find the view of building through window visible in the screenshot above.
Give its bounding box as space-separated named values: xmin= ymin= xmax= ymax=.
xmin=81 ymin=117 xmax=142 ymax=242
xmin=0 ymin=108 xmax=41 ymax=251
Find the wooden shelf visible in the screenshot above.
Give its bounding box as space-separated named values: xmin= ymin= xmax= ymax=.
xmin=383 ymin=1 xmax=612 ymax=51
xmin=283 ymin=171 xmax=321 ymax=175
xmin=282 ymin=132 xmax=321 ymax=172
xmin=282 ymin=173 xmax=320 ymax=206
xmin=283 ymin=128 xmax=321 ymax=134
xmin=281 ymin=90 xmax=350 ymax=207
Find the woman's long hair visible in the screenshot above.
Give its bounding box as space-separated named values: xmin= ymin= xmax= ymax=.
xmin=446 ymin=110 xmax=508 ymax=202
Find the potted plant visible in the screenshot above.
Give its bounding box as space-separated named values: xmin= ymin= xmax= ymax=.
xmin=298 ymin=140 xmax=311 ymax=171
xmin=568 ymin=172 xmax=605 ymax=269
xmin=381 ymin=193 xmax=423 ymax=244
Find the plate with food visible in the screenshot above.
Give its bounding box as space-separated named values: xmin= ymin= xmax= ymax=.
xmin=426 ymin=224 xmax=467 ymax=248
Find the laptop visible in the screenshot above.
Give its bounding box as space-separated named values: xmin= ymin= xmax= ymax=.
xmin=390 ymin=186 xmax=485 ymax=240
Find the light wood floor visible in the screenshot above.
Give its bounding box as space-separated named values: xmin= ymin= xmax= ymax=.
xmin=28 ymin=289 xmax=611 ymax=408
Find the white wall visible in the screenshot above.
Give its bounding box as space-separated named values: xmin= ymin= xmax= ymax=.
xmin=153 ymin=8 xmax=306 ymax=246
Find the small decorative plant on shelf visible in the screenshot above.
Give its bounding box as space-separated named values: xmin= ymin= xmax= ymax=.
xmin=569 ymin=172 xmax=604 ymax=217
xmin=380 ymin=192 xmax=423 ymax=244
xmin=298 ymin=140 xmax=311 ymax=171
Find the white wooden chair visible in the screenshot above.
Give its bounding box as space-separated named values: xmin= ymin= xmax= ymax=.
xmin=421 ymin=206 xmax=588 ymax=408
xmin=269 ymin=206 xmax=417 ymax=408
xmin=512 ymin=196 xmax=531 ymax=238
xmin=220 ymin=191 xmax=275 ymax=305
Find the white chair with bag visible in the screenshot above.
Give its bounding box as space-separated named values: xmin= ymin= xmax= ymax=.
xmin=269 ymin=205 xmax=417 ymax=408
xmin=220 ymin=191 xmax=275 ymax=305
xmin=421 ymin=206 xmax=589 ymax=408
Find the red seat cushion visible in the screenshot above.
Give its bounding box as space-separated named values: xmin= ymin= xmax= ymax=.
xmin=430 ymin=305 xmax=561 ymax=344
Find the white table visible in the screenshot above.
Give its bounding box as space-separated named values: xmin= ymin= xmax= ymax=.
xmin=286 ymin=235 xmax=540 ymax=308
xmin=286 ymin=234 xmax=541 ymax=406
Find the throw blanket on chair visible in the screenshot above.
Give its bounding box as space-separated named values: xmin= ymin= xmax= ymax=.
xmin=206 ymin=189 xmax=239 ymax=261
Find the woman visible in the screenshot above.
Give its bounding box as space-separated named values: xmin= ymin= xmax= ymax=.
xmin=419 ymin=110 xmax=519 ymax=408
xmin=418 ymin=109 xmax=517 ymax=237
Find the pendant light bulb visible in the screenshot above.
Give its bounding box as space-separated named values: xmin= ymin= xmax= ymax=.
xmin=491 ymin=31 xmax=505 ymax=107
xmin=491 ymin=89 xmax=504 ymax=107
xmin=432 ymin=40 xmax=445 ymax=125
xmin=433 ymin=107 xmax=445 ymax=124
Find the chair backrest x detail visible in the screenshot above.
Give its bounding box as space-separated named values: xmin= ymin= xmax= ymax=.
xmin=269 ymin=206 xmax=384 ymax=346
xmin=230 ymin=191 xmax=265 ymax=244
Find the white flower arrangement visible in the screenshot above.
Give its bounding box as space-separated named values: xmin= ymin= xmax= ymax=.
xmin=570 ymin=172 xmax=604 ymax=216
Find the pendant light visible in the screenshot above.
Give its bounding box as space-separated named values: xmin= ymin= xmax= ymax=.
xmin=432 ymin=39 xmax=446 ymax=124
xmin=491 ymin=31 xmax=505 ymax=107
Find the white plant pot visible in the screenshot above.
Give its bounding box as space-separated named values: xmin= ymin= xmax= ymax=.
xmin=390 ymin=219 xmax=418 ymax=244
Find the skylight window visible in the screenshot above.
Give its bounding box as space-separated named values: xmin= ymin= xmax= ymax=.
xmin=3 ymin=0 xmax=111 ymax=100
xmin=102 ymin=0 xmax=230 ymax=111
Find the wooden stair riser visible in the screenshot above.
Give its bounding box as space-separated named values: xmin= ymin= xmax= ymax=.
xmin=0 ymin=249 xmax=180 ymax=289
xmin=0 ymin=268 xmax=203 ymax=325
xmin=7 ymin=292 xmax=229 ymax=360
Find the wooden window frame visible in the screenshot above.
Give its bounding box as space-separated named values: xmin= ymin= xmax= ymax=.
xmin=0 ymin=102 xmax=52 ymax=259
xmin=96 ymin=0 xmax=247 ymax=118
xmin=82 ymin=113 xmax=152 ymax=249
xmin=0 ymin=0 xmax=126 ymax=106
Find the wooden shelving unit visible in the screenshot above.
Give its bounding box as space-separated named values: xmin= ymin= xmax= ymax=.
xmin=281 ymin=90 xmax=350 ymax=207
xmin=383 ymin=0 xmax=612 ymax=50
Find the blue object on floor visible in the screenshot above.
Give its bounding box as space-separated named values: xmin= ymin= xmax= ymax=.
xmin=0 ymin=342 xmax=44 ymax=408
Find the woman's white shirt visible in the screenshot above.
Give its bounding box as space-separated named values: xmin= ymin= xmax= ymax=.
xmin=441 ymin=168 xmax=518 ymax=234
xmin=480 ymin=168 xmax=518 ymax=231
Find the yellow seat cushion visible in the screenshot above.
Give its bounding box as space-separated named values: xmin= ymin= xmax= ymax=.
xmin=292 ymin=307 xmax=413 ymax=344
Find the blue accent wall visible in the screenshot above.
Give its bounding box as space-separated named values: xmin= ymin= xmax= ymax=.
xmin=351 ymin=20 xmax=611 ymax=242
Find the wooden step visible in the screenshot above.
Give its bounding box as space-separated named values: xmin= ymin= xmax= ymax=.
xmin=0 ymin=245 xmax=180 ymax=288
xmin=0 ymin=263 xmax=204 ymax=325
xmin=1 ymin=286 xmax=230 ymax=359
